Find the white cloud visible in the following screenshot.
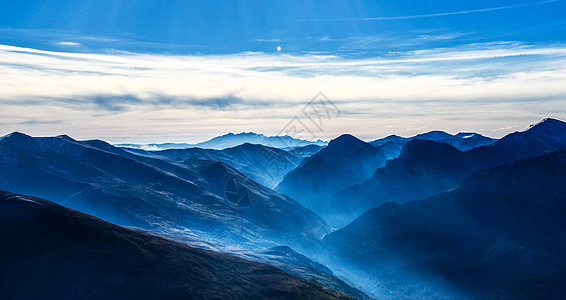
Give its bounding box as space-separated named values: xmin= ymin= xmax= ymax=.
xmin=54 ymin=41 xmax=82 ymax=47
xmin=1 ymin=42 xmax=565 ymax=141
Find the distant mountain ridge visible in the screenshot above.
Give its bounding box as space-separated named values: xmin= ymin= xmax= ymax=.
xmin=118 ymin=132 xmax=327 ymax=150
xmin=370 ymin=130 xmax=496 ymax=158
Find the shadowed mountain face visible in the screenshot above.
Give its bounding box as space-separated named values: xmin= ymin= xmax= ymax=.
xmin=483 ymin=117 xmax=566 ymax=161
xmin=460 ymin=118 xmax=566 ymax=169
xmin=0 ymin=190 xmax=353 ymax=300
xmin=322 ymin=151 xmax=566 ymax=299
xmin=276 ymin=134 xmax=387 ymax=227
xmin=333 ymin=118 xmax=566 ymax=227
xmin=369 ymin=135 xmax=407 ymax=147
xmin=374 ymin=141 xmax=404 ymax=160
xmin=125 ymin=142 xmax=303 ymax=188
xmin=0 ymin=133 xmax=328 ymax=250
xmin=333 ymin=139 xmax=478 ymax=227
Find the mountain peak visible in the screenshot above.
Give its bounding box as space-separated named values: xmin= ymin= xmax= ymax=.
xmin=491 ymin=117 xmax=566 ymax=162
xmin=413 ymin=130 xmax=454 ymax=141
xmin=233 ymin=142 xmax=260 ymax=148
xmin=222 ymin=132 xmax=267 ymax=138
xmin=56 ymin=134 xmax=76 ymax=142
xmin=241 ymin=132 xmax=264 ymax=136
xmin=3 ymin=131 xmax=31 ymax=138
xmin=400 ymin=138 xmax=461 ymax=159
xmin=385 ymin=134 xmax=404 ymax=139
xmin=329 ymin=134 xmax=364 ymax=145
xmin=325 ymin=134 xmax=378 ymax=155
xmin=369 ymin=134 xmax=408 ymax=147
xmin=0 ymin=132 xmax=32 ymax=143
xmin=526 ymin=118 xmax=566 ymax=133
xmin=455 ymin=132 xmax=477 ymax=138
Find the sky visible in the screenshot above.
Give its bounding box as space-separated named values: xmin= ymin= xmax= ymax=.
xmin=1 ymin=0 xmax=566 ymax=143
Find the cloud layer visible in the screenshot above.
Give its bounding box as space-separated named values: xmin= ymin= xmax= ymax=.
xmin=1 ymin=42 xmax=566 ymax=142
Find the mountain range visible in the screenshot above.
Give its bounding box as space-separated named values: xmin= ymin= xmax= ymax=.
xmin=2 ymin=117 xmax=566 ymax=299
xmin=118 ymin=132 xmax=328 ymax=150
xmin=279 ymin=118 xmax=566 ymax=228
xmin=370 ymin=131 xmax=496 ymax=155
xmin=321 ymin=150 xmax=566 ymax=299
xmin=0 ymin=132 xmax=327 ymax=251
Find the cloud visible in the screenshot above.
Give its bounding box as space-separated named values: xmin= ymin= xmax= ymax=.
xmin=55 ymin=41 xmax=82 ymax=47
xmin=7 ymin=42 xmax=566 ymax=102
xmin=1 ymin=42 xmax=566 ymax=141
xmin=255 ymin=38 xmax=282 ymax=43
xmin=297 ymin=0 xmax=563 ymax=22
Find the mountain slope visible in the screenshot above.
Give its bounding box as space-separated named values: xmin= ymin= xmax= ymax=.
xmin=276 ymin=134 xmax=387 ymax=227
xmin=374 ymin=141 xmax=404 ymax=160
xmin=235 ymin=246 xmax=370 ymax=300
xmin=287 ymin=144 xmax=325 ymax=158
xmin=155 ymin=231 xmax=370 ymax=299
xmin=486 ymin=117 xmax=566 ymax=159
xmin=0 ymin=190 xmax=353 ymax=300
xmin=0 ymin=133 xmax=328 ymax=250
xmin=322 ymin=151 xmax=566 ymax=299
xmin=332 ymin=139 xmax=478 ymax=227
xmin=334 ymin=118 xmax=566 ymax=226
xmin=130 ymin=143 xmax=303 ymax=188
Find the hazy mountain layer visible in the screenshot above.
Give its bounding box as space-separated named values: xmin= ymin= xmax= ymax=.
xmin=125 ymin=142 xmax=302 ymax=188
xmin=370 ymin=131 xmax=496 ymax=155
xmin=0 ymin=133 xmax=328 ymax=250
xmin=277 ymin=134 xmax=387 ymax=227
xmin=118 ymin=132 xmax=327 ymax=150
xmin=322 ymin=150 xmax=566 ymax=299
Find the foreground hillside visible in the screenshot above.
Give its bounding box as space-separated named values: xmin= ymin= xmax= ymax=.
xmin=0 ymin=190 xmax=353 ymax=300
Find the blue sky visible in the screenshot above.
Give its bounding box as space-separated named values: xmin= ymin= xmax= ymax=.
xmin=1 ymin=0 xmax=566 ymax=142
xmin=2 ymin=0 xmax=566 ymax=55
